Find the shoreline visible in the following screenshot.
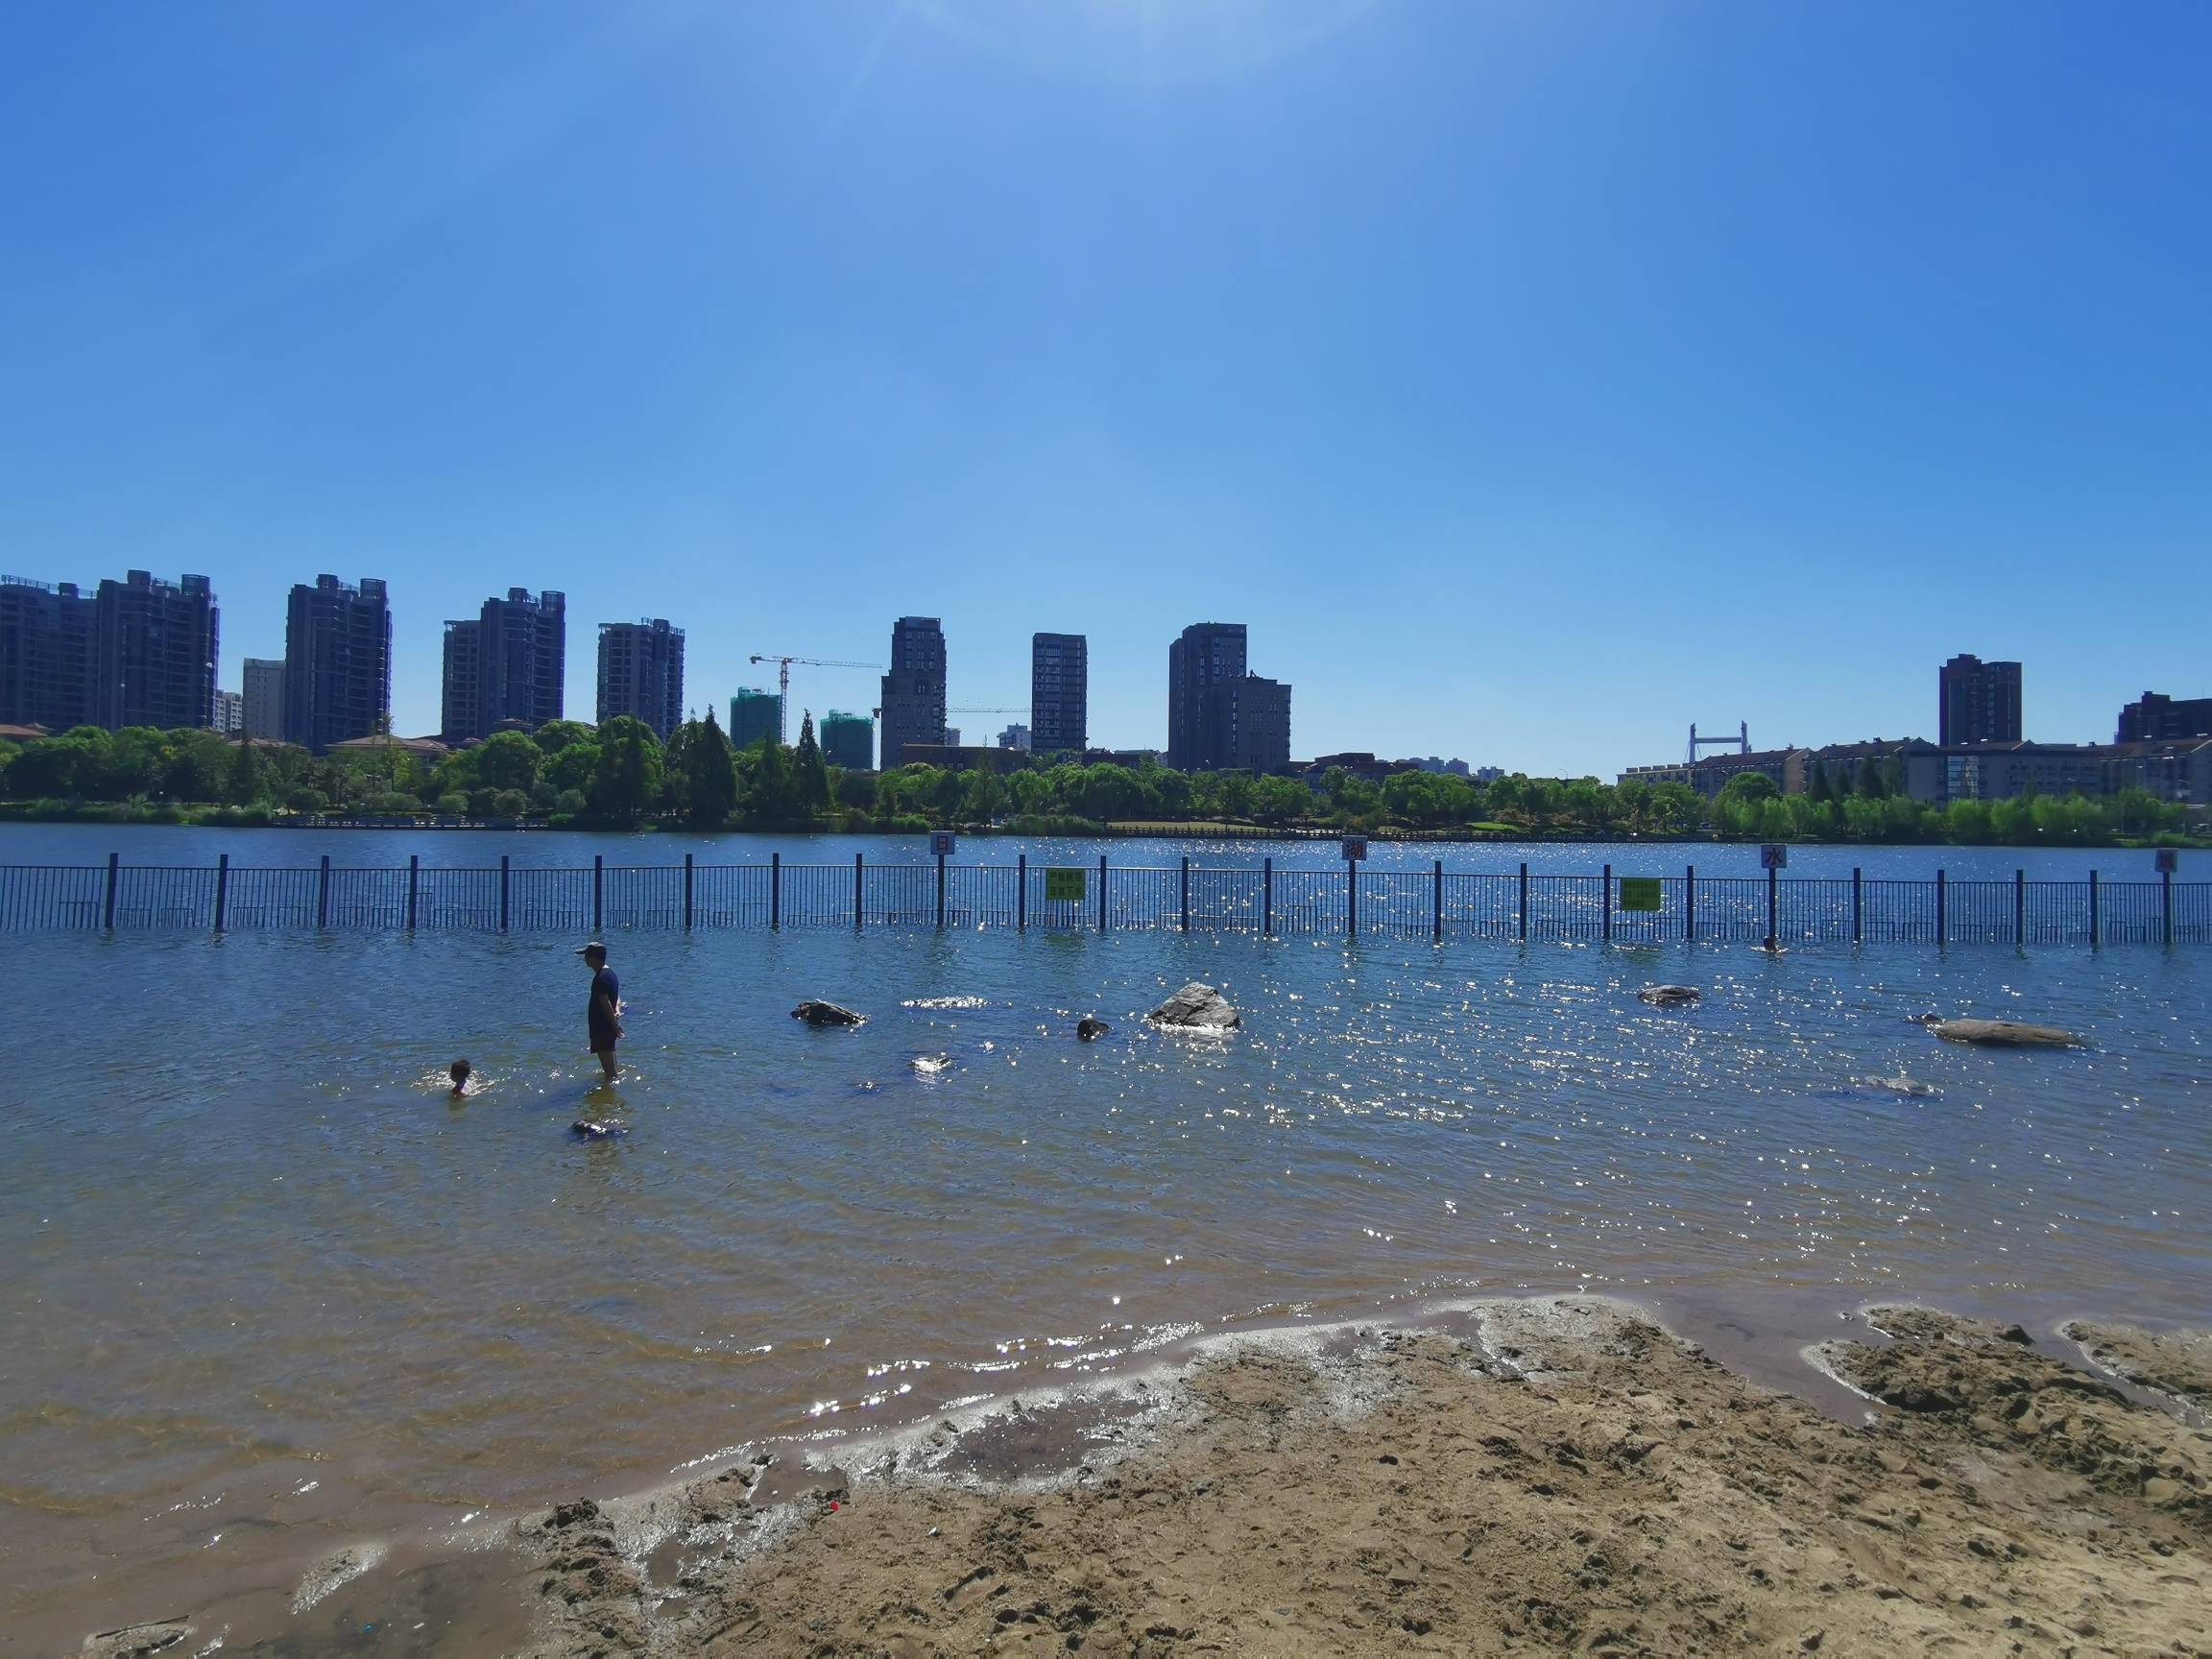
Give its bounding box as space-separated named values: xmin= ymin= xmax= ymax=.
xmin=1 ymin=810 xmax=2200 ymax=854
xmin=61 ymin=1292 xmax=2212 ymax=1657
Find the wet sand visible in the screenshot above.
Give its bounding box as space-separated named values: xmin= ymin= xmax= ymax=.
xmin=87 ymin=1296 xmax=2212 ymax=1656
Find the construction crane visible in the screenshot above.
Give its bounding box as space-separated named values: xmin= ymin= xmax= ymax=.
xmin=747 ymin=654 xmax=882 ymax=704
xmin=947 ymin=706 xmax=1027 ymax=715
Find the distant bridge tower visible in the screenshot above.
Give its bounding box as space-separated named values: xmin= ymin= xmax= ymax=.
xmin=1687 ymin=721 xmax=1749 ymax=765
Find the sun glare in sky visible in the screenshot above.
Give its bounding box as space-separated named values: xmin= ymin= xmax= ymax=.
xmin=909 ymin=0 xmax=1381 ymax=86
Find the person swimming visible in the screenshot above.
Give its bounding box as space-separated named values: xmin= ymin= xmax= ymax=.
xmin=449 ymin=1058 xmax=472 ymax=1097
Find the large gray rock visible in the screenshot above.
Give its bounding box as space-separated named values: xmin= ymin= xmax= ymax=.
xmin=1147 ymin=981 xmax=1240 ymax=1030
xmin=792 ymin=999 xmax=865 ymax=1027
xmin=1929 ymin=1018 xmax=2083 ymax=1048
xmin=1638 ymin=984 xmax=1701 ymax=1007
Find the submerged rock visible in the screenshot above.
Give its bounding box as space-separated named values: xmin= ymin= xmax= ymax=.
xmin=81 ymin=1623 xmax=195 ymax=1659
xmin=1638 ymin=984 xmax=1702 ymax=1007
xmin=792 ymin=999 xmax=865 ymax=1027
xmin=1146 ymin=982 xmax=1240 ymax=1030
xmin=1077 ymin=1017 xmax=1111 ymax=1042
xmin=571 ymin=1119 xmax=624 ymax=1140
xmin=1929 ymin=1018 xmax=2083 ymax=1048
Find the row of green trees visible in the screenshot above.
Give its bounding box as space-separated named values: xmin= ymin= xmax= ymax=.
xmin=0 ymin=718 xmax=2194 ymax=846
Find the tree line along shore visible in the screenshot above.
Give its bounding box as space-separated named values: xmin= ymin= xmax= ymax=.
xmin=0 ymin=717 xmax=2201 ymax=849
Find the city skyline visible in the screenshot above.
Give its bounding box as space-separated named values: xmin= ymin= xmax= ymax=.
xmin=8 ymin=558 xmax=2212 ymax=773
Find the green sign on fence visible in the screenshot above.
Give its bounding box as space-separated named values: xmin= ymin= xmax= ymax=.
xmin=1045 ymin=867 xmax=1087 ymax=903
xmin=1618 ymin=877 xmax=1663 ymax=912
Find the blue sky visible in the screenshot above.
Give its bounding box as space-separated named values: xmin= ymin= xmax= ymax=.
xmin=2 ymin=0 xmax=2205 ymax=772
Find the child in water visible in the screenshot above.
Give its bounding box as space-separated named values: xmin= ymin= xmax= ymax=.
xmin=448 ymin=1059 xmax=472 ymax=1098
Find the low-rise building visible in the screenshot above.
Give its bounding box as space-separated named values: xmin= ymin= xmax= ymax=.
xmin=1302 ymin=752 xmax=1418 ymax=786
xmin=894 ymin=742 xmax=1025 ymax=774
xmin=1619 ymin=747 xmax=1805 ymax=798
xmin=1943 ymin=739 xmax=2212 ymax=806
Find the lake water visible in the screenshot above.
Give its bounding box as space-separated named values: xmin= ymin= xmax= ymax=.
xmin=2 ymin=827 xmax=2207 ymax=1647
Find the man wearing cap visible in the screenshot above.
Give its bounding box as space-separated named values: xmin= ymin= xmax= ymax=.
xmin=577 ymin=943 xmax=623 ymax=1081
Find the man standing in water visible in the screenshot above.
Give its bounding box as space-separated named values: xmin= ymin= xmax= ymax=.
xmin=577 ymin=943 xmax=623 ymax=1081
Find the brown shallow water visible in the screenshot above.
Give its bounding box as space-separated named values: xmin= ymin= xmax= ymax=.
xmin=4 ymin=914 xmax=2208 ymax=1649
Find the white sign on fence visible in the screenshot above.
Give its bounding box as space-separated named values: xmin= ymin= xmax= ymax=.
xmin=929 ymin=831 xmax=956 ymax=857
xmin=1760 ymin=844 xmax=1789 ymax=870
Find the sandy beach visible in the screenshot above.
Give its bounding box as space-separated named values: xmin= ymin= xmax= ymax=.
xmin=88 ymin=1296 xmax=2211 ymax=1657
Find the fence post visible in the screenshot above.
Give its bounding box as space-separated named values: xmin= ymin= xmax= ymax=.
xmin=771 ymin=852 xmax=781 ymax=932
xmin=214 ymin=853 xmax=229 ymax=932
xmin=1346 ymin=861 xmax=1358 ymax=940
xmin=1262 ymin=857 xmax=1273 ymax=937
xmin=1518 ymin=862 xmax=1528 ymax=942
xmin=1936 ymin=868 xmax=1947 ymax=947
xmin=685 ymin=853 xmax=695 ymax=931
xmin=1180 ymin=856 xmax=1190 ymax=933
xmin=406 ymin=854 xmax=419 ymax=931
xmin=1098 ymin=854 xmax=1108 ymax=932
xmin=592 ymin=854 xmax=603 ymax=933
xmin=1685 ymin=864 xmax=1695 ymax=943
xmin=2088 ymin=869 xmax=2100 ymax=949
xmin=1601 ymin=863 xmax=1612 ymax=943
xmin=317 ymin=854 xmax=331 ymax=930
xmin=935 ymin=852 xmax=947 ymax=930
xmin=1432 ymin=859 xmax=1443 ymax=943
xmin=1852 ymin=867 xmax=1863 ymax=945
xmin=1764 ymin=863 xmax=1778 ymax=952
xmin=2015 ymin=869 xmax=2025 ymax=948
xmin=499 ymin=854 xmax=510 ymax=933
xmin=104 ymin=851 xmax=119 ymax=931
xmin=2163 ymin=866 xmax=2175 ymax=949
xmin=853 ymin=852 xmax=862 ymax=930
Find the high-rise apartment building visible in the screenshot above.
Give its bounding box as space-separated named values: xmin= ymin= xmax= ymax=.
xmin=878 ymin=616 xmax=947 ymax=768
xmin=0 ymin=575 xmax=97 ymax=732
xmin=1166 ymin=622 xmax=1248 ymax=769
xmin=730 ymin=686 xmax=784 ymax=750
xmin=94 ymin=570 xmax=218 ymax=731
xmin=1938 ymin=654 xmax=2023 ymax=746
xmin=441 ymin=589 xmax=565 ymax=743
xmin=997 ymin=723 xmax=1032 ymax=751
xmin=212 ymin=688 xmax=244 ymax=734
xmin=596 ymin=618 xmax=685 ymax=739
xmin=479 ymin=589 xmax=565 ymax=732
xmin=1030 ymin=632 xmax=1088 ymax=755
xmin=242 ymin=658 xmax=285 ymax=740
xmin=284 ymin=575 xmax=392 ymax=752
xmin=821 ymin=709 xmax=874 ymax=771
xmin=1196 ymin=675 xmax=1292 ymax=773
xmin=2116 ymin=691 xmax=2212 ymax=743
xmin=441 ymin=620 xmax=481 ymax=744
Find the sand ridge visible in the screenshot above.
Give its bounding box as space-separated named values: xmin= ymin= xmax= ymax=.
xmin=504 ymin=1297 xmax=2211 ymax=1656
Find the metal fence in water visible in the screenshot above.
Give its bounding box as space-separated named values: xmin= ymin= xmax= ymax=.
xmin=0 ymin=853 xmax=2202 ymax=948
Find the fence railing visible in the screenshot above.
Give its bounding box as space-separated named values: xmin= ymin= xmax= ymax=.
xmin=0 ymin=853 xmax=2200 ymax=947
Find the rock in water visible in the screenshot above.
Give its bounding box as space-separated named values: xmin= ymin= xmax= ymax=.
xmin=1638 ymin=984 xmax=1701 ymax=1007
xmin=1077 ymin=1017 xmax=1110 ymax=1042
xmin=791 ymin=999 xmax=865 ymax=1027
xmin=571 ymin=1119 xmax=624 ymax=1140
xmin=1929 ymin=1018 xmax=2083 ymax=1048
xmin=1147 ymin=982 xmax=1240 ymax=1030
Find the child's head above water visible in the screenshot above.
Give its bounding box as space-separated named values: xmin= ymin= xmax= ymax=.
xmin=449 ymin=1059 xmax=472 ymax=1094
